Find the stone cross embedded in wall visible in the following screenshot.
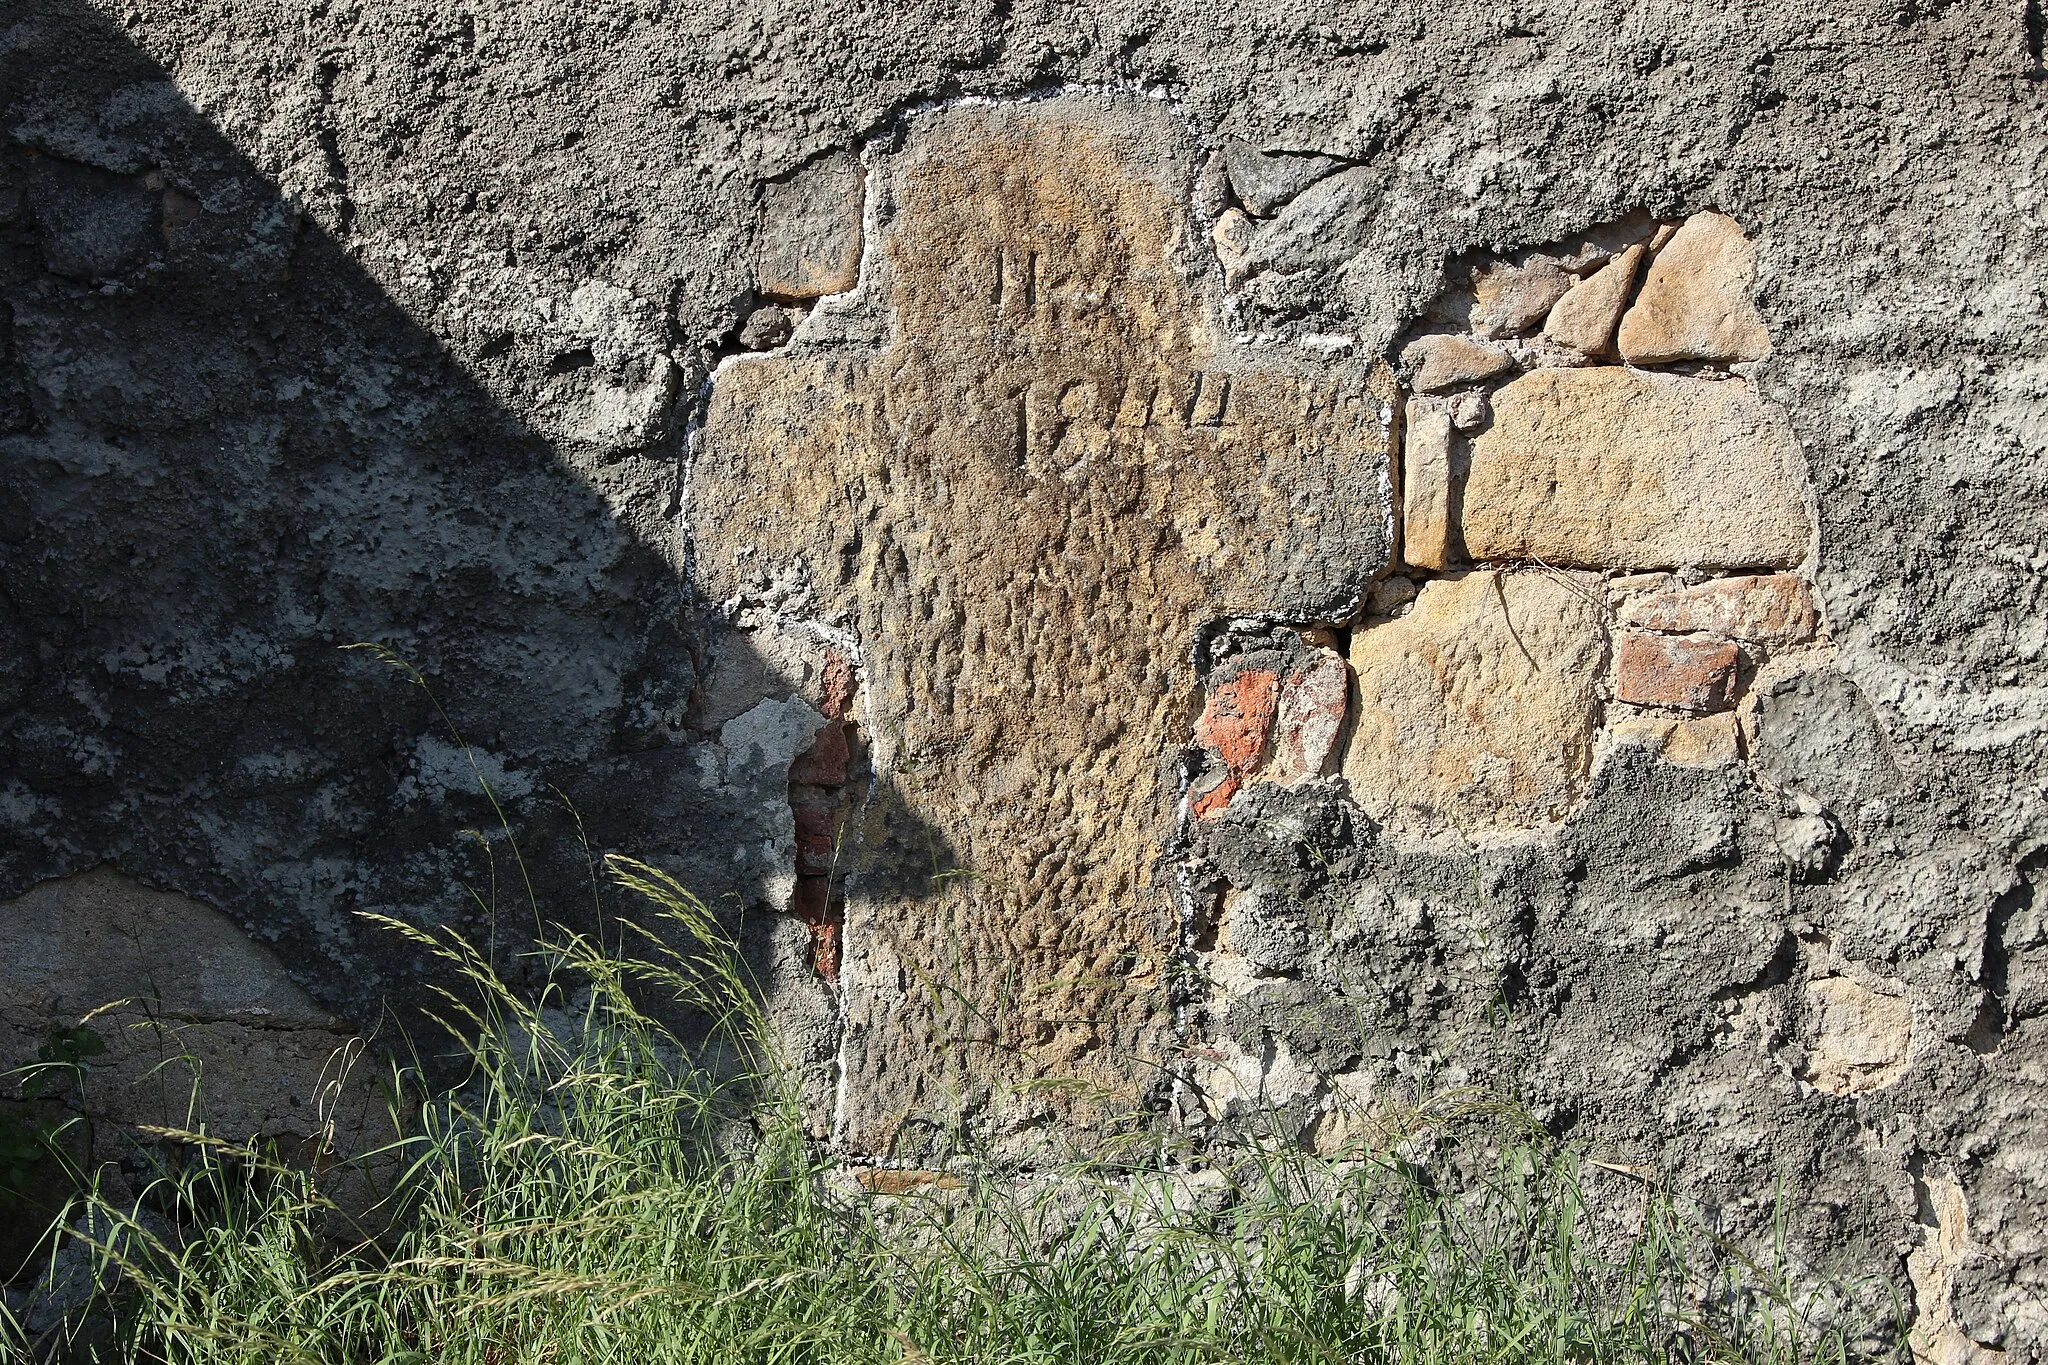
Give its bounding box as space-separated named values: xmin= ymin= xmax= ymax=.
xmin=692 ymin=95 xmax=1395 ymax=1155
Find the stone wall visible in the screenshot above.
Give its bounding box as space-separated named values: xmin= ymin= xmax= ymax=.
xmin=1 ymin=1 xmax=2044 ymax=1357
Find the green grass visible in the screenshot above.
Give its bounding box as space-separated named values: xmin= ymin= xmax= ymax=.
xmin=4 ymin=856 xmax=1864 ymax=1365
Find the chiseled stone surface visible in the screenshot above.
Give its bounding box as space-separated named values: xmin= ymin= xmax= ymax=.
xmin=1616 ymin=210 xmax=1771 ymax=365
xmin=1462 ymin=368 xmax=1809 ymax=571
xmin=694 ymin=96 xmax=1395 ymax=1153
xmin=1343 ymin=570 xmax=1606 ymax=833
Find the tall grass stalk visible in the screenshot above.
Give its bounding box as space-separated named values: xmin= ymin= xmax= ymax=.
xmin=8 ymin=856 xmax=1859 ymax=1365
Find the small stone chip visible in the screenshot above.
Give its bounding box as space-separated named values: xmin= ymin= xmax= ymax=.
xmin=1221 ymin=140 xmax=1344 ymax=217
xmin=1799 ymin=975 xmax=1912 ymax=1095
xmin=756 ymin=153 xmax=866 ymax=301
xmin=1542 ymin=243 xmax=1643 ymax=359
xmin=1401 ymin=333 xmax=1513 ymax=393
xmin=1212 ymin=206 xmax=1256 ymax=277
xmin=1470 ymin=256 xmax=1574 ymax=338
xmin=1449 ymin=388 xmax=1489 ymax=432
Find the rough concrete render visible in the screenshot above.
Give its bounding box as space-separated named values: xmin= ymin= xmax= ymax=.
xmin=0 ymin=0 xmax=2043 ymax=1356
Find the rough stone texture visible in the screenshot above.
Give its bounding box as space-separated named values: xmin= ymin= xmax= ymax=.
xmin=692 ymin=97 xmax=1395 ymax=1152
xmin=1271 ymin=648 xmax=1348 ymax=782
xmin=1221 ymin=141 xmax=1342 ymax=218
xmin=1342 ymin=570 xmax=1606 ymax=833
xmin=1463 ymin=369 xmax=1811 ymax=571
xmin=1606 ymin=711 xmax=1742 ymax=768
xmin=1400 ymin=401 xmax=1455 ymax=570
xmin=757 ymin=153 xmax=867 ymax=302
xmin=1799 ymin=972 xmax=1914 ymax=1096
xmin=1910 ymin=1176 xmax=2010 ymax=1365
xmin=1 ymin=0 xmax=2044 ymax=1352
xmin=1617 ymin=210 xmax=1771 ymax=365
xmin=1542 ymin=242 xmax=1643 ymax=359
xmin=1468 ymin=256 xmax=1573 ymax=338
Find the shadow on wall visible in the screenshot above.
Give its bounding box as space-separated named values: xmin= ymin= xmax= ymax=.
xmin=0 ymin=0 xmax=954 ymax=1134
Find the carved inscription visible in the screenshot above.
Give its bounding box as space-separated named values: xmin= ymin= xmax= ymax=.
xmin=694 ymin=97 xmax=1395 ymax=1154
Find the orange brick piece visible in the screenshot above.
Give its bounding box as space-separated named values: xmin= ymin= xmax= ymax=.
xmin=1616 ymin=631 xmax=1739 ymax=712
xmin=1193 ymin=668 xmax=1280 ymax=817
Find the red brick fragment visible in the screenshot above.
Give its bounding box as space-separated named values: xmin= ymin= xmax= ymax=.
xmin=791 ymin=874 xmax=830 ymax=921
xmin=1273 ymin=651 xmax=1348 ymax=781
xmin=809 ymin=919 xmax=841 ymax=981
xmin=789 ymin=721 xmax=850 ymax=786
xmin=791 ymin=786 xmax=841 ymax=874
xmin=1616 ymin=631 xmax=1739 ymax=712
xmin=819 ymin=650 xmax=859 ymax=720
xmin=788 ymin=876 xmax=841 ymax=980
xmin=1192 ymin=668 xmax=1279 ymax=818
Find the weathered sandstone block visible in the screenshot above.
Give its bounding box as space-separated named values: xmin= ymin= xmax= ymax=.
xmin=694 ymin=97 xmax=1395 ymax=1151
xmin=1616 ymin=210 xmax=1770 ymax=364
xmin=1615 ymin=572 xmax=1818 ymax=644
xmin=1342 ymin=570 xmax=1605 ymax=832
xmin=1462 ymin=368 xmax=1809 ymax=570
xmin=1470 ymin=257 xmax=1573 ymax=338
xmin=0 ymin=868 xmax=383 ymax=1153
xmin=1606 ymin=712 xmax=1742 ymax=767
xmin=1401 ymin=401 xmax=1456 ymax=570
